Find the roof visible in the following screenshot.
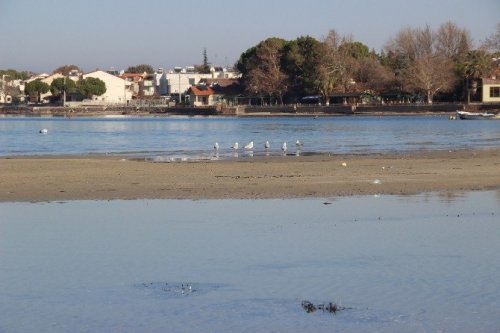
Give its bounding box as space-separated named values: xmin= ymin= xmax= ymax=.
xmin=189 ymin=85 xmax=216 ymax=96
xmin=482 ymin=78 xmax=500 ymax=85
xmin=200 ymin=78 xmax=239 ymax=88
xmin=83 ymin=70 xmax=129 ymax=84
xmin=120 ymin=73 xmax=145 ymax=82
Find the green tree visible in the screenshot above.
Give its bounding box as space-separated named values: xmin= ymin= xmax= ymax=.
xmin=282 ymin=35 xmax=324 ymax=98
xmin=52 ymin=65 xmax=82 ymax=75
xmin=50 ymin=78 xmax=76 ymax=101
xmin=77 ymin=77 xmax=106 ymax=99
xmin=456 ymin=50 xmax=492 ymax=103
xmin=197 ymin=48 xmax=211 ymax=74
xmin=25 ymin=80 xmax=50 ymax=102
xmin=236 ymin=46 xmax=259 ymax=77
xmin=340 ymin=41 xmax=372 ymax=59
xmin=0 ymin=69 xmax=31 ymax=80
xmin=126 ymin=64 xmax=154 ymax=74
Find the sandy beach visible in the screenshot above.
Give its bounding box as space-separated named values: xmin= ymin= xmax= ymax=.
xmin=1 ymin=149 xmax=499 ymax=202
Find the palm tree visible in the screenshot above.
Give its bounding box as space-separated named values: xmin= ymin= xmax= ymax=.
xmin=457 ymin=50 xmax=492 ymax=103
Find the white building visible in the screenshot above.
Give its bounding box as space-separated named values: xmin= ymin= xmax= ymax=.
xmin=1 ymin=75 xmax=24 ymax=103
xmin=39 ymin=73 xmax=64 ymax=101
xmin=158 ymin=66 xmax=240 ymax=98
xmin=82 ymin=70 xmax=132 ymax=105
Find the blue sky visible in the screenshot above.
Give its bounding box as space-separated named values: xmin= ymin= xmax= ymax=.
xmin=1 ymin=0 xmax=498 ymax=73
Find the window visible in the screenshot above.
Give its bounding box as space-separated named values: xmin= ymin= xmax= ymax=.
xmin=189 ymin=78 xmax=195 ymax=85
xmin=490 ymin=87 xmax=500 ymax=98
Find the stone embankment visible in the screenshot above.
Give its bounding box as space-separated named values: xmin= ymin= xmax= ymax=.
xmin=1 ymin=103 xmax=498 ymax=117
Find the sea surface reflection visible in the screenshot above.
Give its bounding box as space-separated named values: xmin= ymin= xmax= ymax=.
xmin=0 ymin=191 xmax=499 ymax=332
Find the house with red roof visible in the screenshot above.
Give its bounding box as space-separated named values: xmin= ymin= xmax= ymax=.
xmin=188 ymin=79 xmax=243 ymax=106
xmin=188 ymin=85 xmax=220 ymax=106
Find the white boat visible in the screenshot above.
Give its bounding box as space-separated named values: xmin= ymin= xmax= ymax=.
xmin=456 ymin=110 xmax=496 ymax=120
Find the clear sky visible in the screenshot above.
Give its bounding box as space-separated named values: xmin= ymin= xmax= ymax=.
xmin=1 ymin=0 xmax=498 ymax=73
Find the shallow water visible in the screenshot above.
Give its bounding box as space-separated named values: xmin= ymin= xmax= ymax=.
xmin=1 ymin=192 xmax=499 ymax=332
xmin=0 ymin=116 xmax=499 ymax=158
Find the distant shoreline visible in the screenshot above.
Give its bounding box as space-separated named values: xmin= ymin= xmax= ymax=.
xmin=1 ymin=148 xmax=499 ymax=202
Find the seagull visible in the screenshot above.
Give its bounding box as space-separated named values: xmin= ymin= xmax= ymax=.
xmin=295 ymin=140 xmax=303 ymax=147
xmin=264 ymin=141 xmax=270 ymax=149
xmin=39 ymin=129 xmax=48 ymax=134
xmin=231 ymin=142 xmax=239 ymax=150
xmin=214 ymin=142 xmax=219 ymax=150
xmin=282 ymin=142 xmax=287 ymax=152
xmin=244 ymin=141 xmax=254 ymax=150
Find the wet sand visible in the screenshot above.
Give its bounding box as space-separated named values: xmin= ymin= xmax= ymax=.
xmin=1 ymin=149 xmax=499 ymax=202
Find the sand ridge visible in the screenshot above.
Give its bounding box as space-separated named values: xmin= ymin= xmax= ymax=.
xmin=1 ymin=149 xmax=499 ymax=202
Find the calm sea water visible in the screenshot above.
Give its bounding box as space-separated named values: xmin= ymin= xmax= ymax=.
xmin=1 ymin=192 xmax=499 ymax=332
xmin=0 ymin=115 xmax=499 ymax=158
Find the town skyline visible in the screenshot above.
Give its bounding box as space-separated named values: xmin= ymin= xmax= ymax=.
xmin=1 ymin=0 xmax=499 ymax=73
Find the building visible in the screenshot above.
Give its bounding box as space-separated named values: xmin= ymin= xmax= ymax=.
xmin=81 ymin=70 xmax=132 ymax=105
xmin=120 ymin=73 xmax=145 ymax=99
xmin=38 ymin=73 xmax=64 ymax=102
xmin=1 ymin=75 xmax=25 ymax=103
xmin=188 ymin=85 xmax=220 ymax=106
xmin=482 ymin=78 xmax=500 ymax=102
xmin=120 ymin=72 xmax=158 ymax=99
xmin=159 ymin=66 xmax=241 ymax=101
xmin=24 ymin=72 xmax=81 ymax=102
xmin=188 ymin=79 xmax=243 ymax=107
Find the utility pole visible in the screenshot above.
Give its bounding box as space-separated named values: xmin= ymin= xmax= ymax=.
xmin=178 ymin=74 xmax=181 ymax=104
xmin=63 ymin=76 xmax=66 ymax=107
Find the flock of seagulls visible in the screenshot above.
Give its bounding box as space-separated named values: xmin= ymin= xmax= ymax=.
xmin=41 ymin=125 xmax=302 ymax=156
xmin=214 ymin=140 xmax=304 ymax=153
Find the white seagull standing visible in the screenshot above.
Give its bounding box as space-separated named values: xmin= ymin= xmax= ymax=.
xmin=282 ymin=142 xmax=287 ymax=153
xmin=214 ymin=142 xmax=219 ymax=150
xmin=244 ymin=141 xmax=254 ymax=150
xmin=231 ymin=142 xmax=239 ymax=150
xmin=295 ymin=140 xmax=303 ymax=147
xmin=264 ymin=141 xmax=270 ymax=149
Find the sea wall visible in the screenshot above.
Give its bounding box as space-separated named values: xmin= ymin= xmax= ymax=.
xmin=2 ymin=102 xmax=497 ymax=117
xmin=238 ymin=103 xmax=463 ymax=115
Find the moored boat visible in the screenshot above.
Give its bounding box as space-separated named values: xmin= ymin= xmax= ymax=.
xmin=456 ymin=110 xmax=497 ymax=120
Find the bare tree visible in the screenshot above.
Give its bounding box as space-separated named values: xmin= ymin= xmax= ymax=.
xmin=315 ymin=29 xmax=360 ymax=102
xmin=404 ymin=55 xmax=457 ymax=103
xmin=385 ymin=25 xmax=435 ymax=61
xmin=482 ymin=23 xmax=500 ymax=52
xmin=435 ymin=21 xmax=472 ymax=59
xmin=245 ymin=38 xmax=287 ymax=104
xmin=52 ymin=65 xmax=82 ymax=75
xmin=385 ymin=23 xmax=463 ymax=103
xmin=314 ymin=42 xmax=338 ymax=103
xmin=354 ymin=57 xmax=395 ymax=92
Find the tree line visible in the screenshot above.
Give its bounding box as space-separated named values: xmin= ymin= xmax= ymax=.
xmin=3 ymin=23 xmax=499 ymax=105
xmin=24 ymin=76 xmax=106 ymax=103
xmin=236 ymin=22 xmax=500 ymax=104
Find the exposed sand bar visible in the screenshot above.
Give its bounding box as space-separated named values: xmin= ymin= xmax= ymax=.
xmin=1 ymin=149 xmax=499 ymax=202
